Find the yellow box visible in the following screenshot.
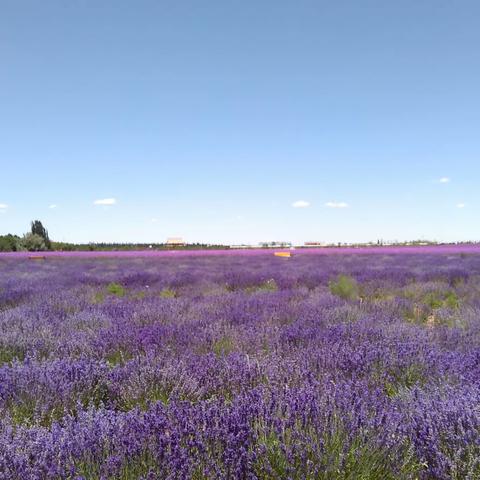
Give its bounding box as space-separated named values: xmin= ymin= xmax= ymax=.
xmin=274 ymin=252 xmax=291 ymax=258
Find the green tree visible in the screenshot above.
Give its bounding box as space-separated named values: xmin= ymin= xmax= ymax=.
xmin=0 ymin=234 xmax=20 ymax=252
xmin=30 ymin=220 xmax=51 ymax=249
xmin=17 ymin=233 xmax=47 ymax=252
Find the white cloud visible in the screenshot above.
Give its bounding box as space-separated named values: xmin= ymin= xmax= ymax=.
xmin=0 ymin=203 xmax=7 ymax=209
xmin=439 ymin=177 xmax=450 ymax=183
xmin=292 ymin=200 xmax=310 ymax=208
xmin=457 ymin=203 xmax=466 ymax=208
xmin=93 ymin=198 xmax=116 ymax=206
xmin=151 ymin=218 xmax=159 ymax=223
xmin=49 ymin=204 xmax=57 ymax=209
xmin=325 ymin=201 xmax=349 ymax=208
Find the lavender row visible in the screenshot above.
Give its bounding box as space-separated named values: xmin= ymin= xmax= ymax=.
xmin=1 ymin=253 xmax=480 ymax=478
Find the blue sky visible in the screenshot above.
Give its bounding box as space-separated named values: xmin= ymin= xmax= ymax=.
xmin=1 ymin=1 xmax=479 ymax=245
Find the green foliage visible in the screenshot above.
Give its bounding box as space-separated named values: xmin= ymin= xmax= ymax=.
xmin=444 ymin=291 xmax=460 ymax=309
xmin=73 ymin=451 xmax=159 ymax=480
xmin=17 ymin=233 xmax=47 ymax=252
xmin=212 ymin=336 xmax=235 ymax=356
xmin=422 ymin=291 xmax=460 ymax=312
xmin=258 ymin=279 xmax=278 ymax=292
xmin=404 ymin=288 xmax=460 ymax=324
xmin=107 ymin=282 xmax=126 ymax=297
xmin=384 ymin=364 xmax=425 ymax=398
xmin=50 ymin=241 xmax=75 ymax=251
xmin=44 ymin=242 xmax=231 ymax=252
xmin=0 ymin=345 xmax=25 ymax=364
xmin=439 ymin=443 xmax=480 ymax=480
xmin=105 ymin=349 xmax=132 ymax=365
xmin=423 ymin=292 xmax=442 ymax=309
xmin=160 ymin=288 xmax=177 ymax=298
xmin=92 ymin=291 xmax=106 ymax=303
xmin=0 ymin=234 xmax=20 ymax=252
xmin=329 ymin=275 xmax=360 ymax=301
xmin=7 ymin=398 xmax=38 ymax=427
xmin=30 ymin=220 xmax=51 ymax=249
xmin=253 ymin=420 xmax=422 ymax=480
xmin=81 ymin=381 xmax=114 ymax=409
xmin=7 ymin=380 xmax=116 ymax=428
xmin=8 ymin=399 xmax=66 ymax=428
xmin=118 ymin=384 xmax=173 ymax=411
xmin=246 ymin=279 xmax=278 ymax=293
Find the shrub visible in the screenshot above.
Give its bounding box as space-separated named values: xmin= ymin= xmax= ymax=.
xmin=329 ymin=275 xmax=359 ymax=300
xmin=212 ymin=336 xmax=235 ymax=356
xmin=423 ymin=291 xmax=459 ymax=310
xmin=444 ymin=291 xmax=460 ymax=309
xmin=160 ymin=288 xmax=177 ymax=298
xmin=0 ymin=234 xmax=19 ymax=252
xmin=107 ymin=282 xmax=126 ymax=297
xmin=16 ymin=233 xmax=47 ymax=252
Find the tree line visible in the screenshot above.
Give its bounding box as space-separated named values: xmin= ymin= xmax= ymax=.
xmin=0 ymin=221 xmax=229 ymax=252
xmin=0 ymin=220 xmax=51 ymax=252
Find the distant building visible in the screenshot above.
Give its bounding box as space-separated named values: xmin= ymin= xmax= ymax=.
xmin=304 ymin=241 xmax=327 ymax=247
xmin=260 ymin=241 xmax=292 ymax=248
xmin=166 ymin=237 xmax=185 ymax=247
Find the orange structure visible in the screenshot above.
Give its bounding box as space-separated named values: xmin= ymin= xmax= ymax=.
xmin=274 ymin=252 xmax=291 ymax=258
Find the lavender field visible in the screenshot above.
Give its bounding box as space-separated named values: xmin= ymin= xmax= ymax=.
xmin=1 ymin=252 xmax=480 ymax=479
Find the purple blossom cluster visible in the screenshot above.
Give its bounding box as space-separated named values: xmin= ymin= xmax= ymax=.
xmin=1 ymin=253 xmax=480 ymax=479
